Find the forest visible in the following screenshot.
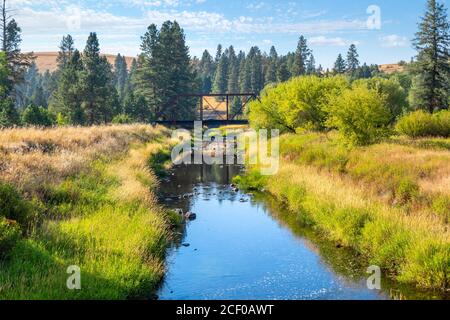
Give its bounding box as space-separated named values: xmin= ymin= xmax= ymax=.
xmin=1 ymin=0 xmax=386 ymax=127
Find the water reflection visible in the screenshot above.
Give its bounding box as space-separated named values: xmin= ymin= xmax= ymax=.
xmin=157 ymin=164 xmax=447 ymax=300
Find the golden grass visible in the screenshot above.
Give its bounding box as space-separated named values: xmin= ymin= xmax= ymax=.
xmin=0 ymin=124 xmax=177 ymax=299
xmin=0 ymin=125 xmax=169 ymax=198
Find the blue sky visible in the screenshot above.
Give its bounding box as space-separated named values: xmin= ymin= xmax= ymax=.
xmin=10 ymin=0 xmax=443 ymax=68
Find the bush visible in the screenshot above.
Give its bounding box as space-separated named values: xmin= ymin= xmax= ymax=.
xmin=396 ymin=110 xmax=450 ymax=138
xmin=0 ymin=217 xmax=21 ymax=259
xmin=21 ymin=105 xmax=55 ymax=127
xmin=112 ymin=114 xmax=134 ymax=124
xmin=352 ymin=77 xmax=408 ymax=122
xmin=0 ymin=98 xmax=20 ymax=128
xmin=326 ymin=86 xmax=392 ymax=146
xmin=248 ymin=75 xmax=348 ymax=132
xmin=0 ymin=182 xmax=30 ymax=227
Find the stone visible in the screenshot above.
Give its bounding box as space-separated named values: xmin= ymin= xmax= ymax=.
xmin=185 ymin=212 xmax=197 ymax=220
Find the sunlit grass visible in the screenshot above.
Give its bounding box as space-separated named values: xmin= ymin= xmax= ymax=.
xmin=238 ymin=132 xmax=450 ymax=290
xmin=0 ymin=125 xmax=177 ymax=299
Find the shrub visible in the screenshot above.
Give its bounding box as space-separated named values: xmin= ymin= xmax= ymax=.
xmin=326 ymin=86 xmax=392 ymax=146
xmin=112 ymin=114 xmax=134 ymax=124
xmin=0 ymin=217 xmax=21 ymax=259
xmin=248 ymin=75 xmax=348 ymax=132
xmin=396 ymin=110 xmax=450 ymax=138
xmin=0 ymin=182 xmax=30 ymax=227
xmin=434 ymin=110 xmax=450 ymax=137
xmin=21 ymin=105 xmax=55 ymax=127
xmin=352 ymin=77 xmax=408 ymax=122
xmin=0 ymin=98 xmax=20 ymax=128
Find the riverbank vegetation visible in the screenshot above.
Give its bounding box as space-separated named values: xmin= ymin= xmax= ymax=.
xmin=239 ymin=0 xmax=450 ymax=291
xmin=0 ymin=124 xmax=178 ymax=299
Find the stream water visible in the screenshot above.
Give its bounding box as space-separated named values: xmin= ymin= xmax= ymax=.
xmin=156 ymin=163 xmax=445 ymax=300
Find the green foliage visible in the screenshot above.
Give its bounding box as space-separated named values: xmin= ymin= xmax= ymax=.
xmin=0 ymin=182 xmax=30 ymax=228
xmin=21 ymin=105 xmax=55 ymax=127
xmin=233 ymin=171 xmax=267 ymax=191
xmin=396 ymin=110 xmax=450 ymax=138
xmin=249 ymin=75 xmax=348 ymax=133
xmin=147 ymin=149 xmax=172 ymax=177
xmin=0 ymin=217 xmax=21 ymax=260
xmin=0 ymin=98 xmax=20 ymax=127
xmin=352 ymin=77 xmax=409 ymax=122
xmin=134 ymin=21 xmax=198 ymax=120
xmin=432 ymin=195 xmax=450 ymax=223
xmin=411 ymin=0 xmax=450 ymax=112
xmin=112 ymin=114 xmax=133 ymax=124
xmin=326 ymin=86 xmax=392 ymax=146
xmin=333 ymin=54 xmax=346 ymax=74
xmin=346 ymin=44 xmax=360 ymax=76
xmin=80 ymin=33 xmax=119 ymax=124
xmin=0 ymin=51 xmax=9 ymax=98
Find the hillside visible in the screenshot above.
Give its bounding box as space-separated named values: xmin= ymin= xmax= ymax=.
xmin=31 ymin=52 xmax=135 ymax=73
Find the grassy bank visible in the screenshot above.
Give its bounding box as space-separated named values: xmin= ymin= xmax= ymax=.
xmin=0 ymin=125 xmax=178 ymax=299
xmin=236 ymin=132 xmax=449 ymax=291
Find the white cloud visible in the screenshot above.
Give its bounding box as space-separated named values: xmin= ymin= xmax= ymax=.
xmin=380 ymin=34 xmax=408 ymax=48
xmin=309 ymin=36 xmax=355 ymax=47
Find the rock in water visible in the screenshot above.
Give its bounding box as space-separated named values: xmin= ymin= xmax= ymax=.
xmin=185 ymin=212 xmax=197 ymax=220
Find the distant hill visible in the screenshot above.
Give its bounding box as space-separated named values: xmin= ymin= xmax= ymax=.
xmin=31 ymin=52 xmax=135 ymax=73
xmin=378 ymin=64 xmax=405 ymax=74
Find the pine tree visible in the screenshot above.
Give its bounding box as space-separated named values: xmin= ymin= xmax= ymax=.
xmin=199 ymin=50 xmax=214 ymax=93
xmin=306 ymin=53 xmax=316 ymax=75
xmin=346 ymin=44 xmax=360 ymax=75
xmin=265 ymin=46 xmax=278 ymax=84
xmin=239 ymin=54 xmax=251 ymax=93
xmin=57 ymin=35 xmax=75 ymax=71
xmin=227 ymin=46 xmax=239 ymax=93
xmin=79 ymin=33 xmax=116 ymax=124
xmin=114 ymin=54 xmax=128 ymax=103
xmin=292 ymin=36 xmax=310 ymax=76
xmin=248 ymin=46 xmax=263 ymax=93
xmin=134 ymin=21 xmax=198 ymax=120
xmin=213 ymin=51 xmax=228 ymax=94
xmin=0 ymin=0 xmax=33 ymax=96
xmin=411 ymin=0 xmax=450 ymax=112
xmin=277 ymin=62 xmax=290 ymax=82
xmin=333 ymin=54 xmax=347 ymax=74
xmin=50 ymin=50 xmax=85 ymax=124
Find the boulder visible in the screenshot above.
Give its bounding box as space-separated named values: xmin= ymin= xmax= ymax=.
xmin=184 ymin=212 xmax=197 ymax=220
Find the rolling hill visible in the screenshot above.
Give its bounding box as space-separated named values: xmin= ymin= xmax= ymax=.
xmin=32 ymin=52 xmax=135 ymax=73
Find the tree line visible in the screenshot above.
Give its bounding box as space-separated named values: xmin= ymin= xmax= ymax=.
xmin=0 ymin=0 xmax=449 ymax=127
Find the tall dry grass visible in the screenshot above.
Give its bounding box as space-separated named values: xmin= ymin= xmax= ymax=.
xmin=0 ymin=125 xmax=169 ymax=198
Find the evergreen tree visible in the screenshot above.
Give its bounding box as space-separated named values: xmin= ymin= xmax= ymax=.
xmin=306 ymin=53 xmax=316 ymax=75
xmin=239 ymin=53 xmax=251 ymax=93
xmin=227 ymin=46 xmax=239 ymax=93
xmin=411 ymin=0 xmax=450 ymax=112
xmin=213 ymin=50 xmax=228 ymax=94
xmin=292 ymin=36 xmax=310 ymax=76
xmin=57 ymin=35 xmax=75 ymax=71
xmin=346 ymin=44 xmax=360 ymax=75
xmin=0 ymin=97 xmax=19 ymax=127
xmin=134 ymin=21 xmax=198 ymax=120
xmin=114 ymin=54 xmax=128 ymax=103
xmin=50 ymin=50 xmax=85 ymax=124
xmin=0 ymin=0 xmax=33 ymax=96
xmin=215 ymin=44 xmax=222 ymax=63
xmin=248 ymin=46 xmax=264 ymax=93
xmin=277 ymin=62 xmax=290 ymax=82
xmin=199 ymin=50 xmax=214 ymax=93
xmin=333 ymin=54 xmax=347 ymax=74
xmin=265 ymin=46 xmax=278 ymax=84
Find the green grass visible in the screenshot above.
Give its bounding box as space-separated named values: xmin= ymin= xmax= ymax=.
xmin=236 ymin=133 xmax=449 ymax=291
xmin=0 ymin=144 xmax=177 ymax=300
